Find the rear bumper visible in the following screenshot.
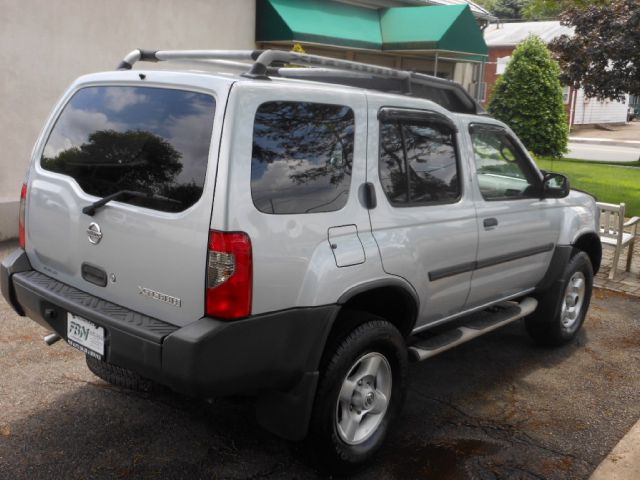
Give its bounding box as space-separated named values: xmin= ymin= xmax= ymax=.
xmin=1 ymin=248 xmax=337 ymax=402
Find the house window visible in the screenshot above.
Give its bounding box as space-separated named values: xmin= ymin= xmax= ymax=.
xmin=496 ymin=56 xmax=511 ymax=75
xmin=562 ymin=86 xmax=571 ymax=105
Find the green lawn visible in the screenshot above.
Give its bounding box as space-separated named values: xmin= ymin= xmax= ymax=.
xmin=536 ymin=158 xmax=640 ymax=216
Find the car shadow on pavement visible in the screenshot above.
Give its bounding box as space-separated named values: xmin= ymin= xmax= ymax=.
xmin=384 ymin=323 xmax=594 ymax=480
xmin=2 ymin=290 xmax=639 ymax=480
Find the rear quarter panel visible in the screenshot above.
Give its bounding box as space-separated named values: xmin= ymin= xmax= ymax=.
xmin=212 ymin=81 xmax=393 ymax=314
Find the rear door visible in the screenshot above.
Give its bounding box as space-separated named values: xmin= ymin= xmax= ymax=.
xmin=366 ymin=95 xmax=479 ymax=329
xmin=26 ymin=75 xmax=229 ymax=326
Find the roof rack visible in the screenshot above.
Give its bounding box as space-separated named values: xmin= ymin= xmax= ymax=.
xmin=116 ymin=49 xmax=485 ymax=115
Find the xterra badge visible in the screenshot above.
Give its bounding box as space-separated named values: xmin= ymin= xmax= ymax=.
xmin=138 ymin=286 xmax=182 ymax=308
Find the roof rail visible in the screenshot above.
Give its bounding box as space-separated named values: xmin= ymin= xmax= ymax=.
xmin=116 ymin=49 xmax=484 ymax=115
xmin=116 ymin=49 xmax=263 ymax=70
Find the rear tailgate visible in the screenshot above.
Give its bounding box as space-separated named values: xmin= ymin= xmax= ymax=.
xmin=25 ymin=72 xmax=231 ymax=327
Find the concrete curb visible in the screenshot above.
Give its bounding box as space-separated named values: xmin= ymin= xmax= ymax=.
xmin=590 ymin=418 xmax=640 ymax=480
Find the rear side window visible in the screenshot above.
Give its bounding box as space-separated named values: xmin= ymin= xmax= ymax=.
xmin=251 ymin=101 xmax=354 ymax=214
xmin=41 ymin=86 xmax=216 ymax=213
xmin=379 ymin=118 xmax=460 ymax=206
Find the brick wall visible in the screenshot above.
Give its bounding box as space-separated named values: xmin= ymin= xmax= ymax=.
xmin=483 ymin=46 xmax=514 ymax=106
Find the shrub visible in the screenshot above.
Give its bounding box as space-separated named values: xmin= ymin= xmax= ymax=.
xmin=488 ymin=36 xmax=569 ymax=158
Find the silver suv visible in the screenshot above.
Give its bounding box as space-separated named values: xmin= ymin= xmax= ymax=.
xmin=1 ymin=49 xmax=601 ymax=472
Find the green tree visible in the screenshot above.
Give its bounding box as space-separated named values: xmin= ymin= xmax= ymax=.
xmin=488 ymin=36 xmax=568 ymax=158
xmin=550 ymin=0 xmax=639 ymax=100
xmin=472 ymin=0 xmax=497 ymax=12
xmin=524 ymin=0 xmax=609 ymax=19
xmin=492 ymin=0 xmax=529 ymax=19
xmin=478 ymin=0 xmax=607 ymax=20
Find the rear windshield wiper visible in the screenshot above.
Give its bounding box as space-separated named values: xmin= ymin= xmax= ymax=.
xmin=82 ymin=190 xmax=149 ymax=216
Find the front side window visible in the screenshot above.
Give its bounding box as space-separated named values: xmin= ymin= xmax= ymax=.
xmin=470 ymin=126 xmax=541 ymax=201
xmin=379 ymin=117 xmax=460 ymax=206
xmin=251 ymin=101 xmax=354 ymax=214
xmin=41 ymin=86 xmax=216 ymax=213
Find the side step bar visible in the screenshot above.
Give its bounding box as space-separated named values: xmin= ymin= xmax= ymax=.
xmin=409 ymin=297 xmax=538 ymax=362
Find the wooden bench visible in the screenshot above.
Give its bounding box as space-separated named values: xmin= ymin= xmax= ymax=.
xmin=597 ymin=202 xmax=639 ymax=279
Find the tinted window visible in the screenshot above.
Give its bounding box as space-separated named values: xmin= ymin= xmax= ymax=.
xmin=470 ymin=127 xmax=540 ymax=200
xmin=380 ymin=118 xmax=460 ymax=206
xmin=41 ymin=86 xmax=216 ymax=213
xmin=251 ymin=101 xmax=354 ymax=214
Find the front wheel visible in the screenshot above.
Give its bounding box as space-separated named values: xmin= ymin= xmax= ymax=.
xmin=526 ymin=250 xmax=593 ymax=346
xmin=309 ymin=315 xmax=407 ymax=474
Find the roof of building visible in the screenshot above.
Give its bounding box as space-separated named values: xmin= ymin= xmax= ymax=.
xmin=339 ymin=0 xmax=495 ymax=20
xmin=484 ymin=21 xmax=574 ymax=47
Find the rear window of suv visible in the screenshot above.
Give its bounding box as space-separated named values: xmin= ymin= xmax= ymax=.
xmin=41 ymin=86 xmax=216 ymax=213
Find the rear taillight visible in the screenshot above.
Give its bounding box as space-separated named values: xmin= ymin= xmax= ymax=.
xmin=18 ymin=183 xmax=27 ymax=249
xmin=206 ymin=231 xmax=252 ymax=320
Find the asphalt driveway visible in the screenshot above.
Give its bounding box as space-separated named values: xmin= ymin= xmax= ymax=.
xmin=1 ymin=241 xmax=639 ymax=479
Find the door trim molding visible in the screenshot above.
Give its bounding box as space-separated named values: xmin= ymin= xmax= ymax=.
xmin=428 ymin=243 xmax=554 ymax=282
xmin=476 ymin=243 xmax=554 ymax=270
xmin=429 ymin=261 xmax=476 ymax=281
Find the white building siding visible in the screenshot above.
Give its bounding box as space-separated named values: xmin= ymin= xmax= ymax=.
xmin=573 ymin=90 xmax=629 ymax=125
xmin=0 ymin=0 xmax=256 ymax=240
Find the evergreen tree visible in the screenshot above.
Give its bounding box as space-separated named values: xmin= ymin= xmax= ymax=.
xmin=489 ymin=36 xmax=568 ymax=158
xmin=493 ymin=0 xmax=529 ymax=19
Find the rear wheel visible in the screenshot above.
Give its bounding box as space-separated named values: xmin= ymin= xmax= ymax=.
xmin=526 ymin=250 xmax=593 ymax=346
xmin=309 ymin=315 xmax=407 ymax=473
xmin=85 ymin=355 xmax=163 ymax=393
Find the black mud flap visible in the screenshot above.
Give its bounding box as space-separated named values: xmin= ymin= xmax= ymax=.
xmin=256 ymin=371 xmax=319 ymax=441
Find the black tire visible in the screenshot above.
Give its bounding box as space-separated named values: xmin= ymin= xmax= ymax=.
xmin=85 ymin=355 xmax=163 ymax=393
xmin=526 ymin=250 xmax=593 ymax=346
xmin=309 ymin=314 xmax=407 ymax=474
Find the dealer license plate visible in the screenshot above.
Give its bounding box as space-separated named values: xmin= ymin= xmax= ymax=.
xmin=67 ymin=313 xmax=104 ymax=359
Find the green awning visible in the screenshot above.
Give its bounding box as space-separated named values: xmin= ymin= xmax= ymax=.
xmin=379 ymin=5 xmax=487 ymax=56
xmin=256 ymin=0 xmax=488 ymax=57
xmin=257 ymin=0 xmax=382 ymax=50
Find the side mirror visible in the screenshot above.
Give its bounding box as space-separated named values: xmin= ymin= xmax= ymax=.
xmin=542 ymin=172 xmax=570 ymax=199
